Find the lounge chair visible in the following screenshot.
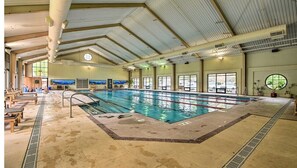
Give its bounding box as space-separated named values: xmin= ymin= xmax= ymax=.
xmin=9 ymin=95 xmax=37 ymax=107
xmin=4 ymin=113 xmax=19 ymax=133
xmin=5 ymin=107 xmax=24 ymax=123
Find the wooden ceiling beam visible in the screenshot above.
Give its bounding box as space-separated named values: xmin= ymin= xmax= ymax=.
xmin=70 ymin=3 xmax=145 ymax=9
xmin=87 ymin=49 xmax=119 ymax=65
xmin=19 ymin=53 xmax=47 ymax=61
xmin=5 ymin=32 xmax=47 ymax=43
xmin=58 ymin=44 xmax=95 ymax=52
xmin=144 ymin=4 xmax=201 ymax=58
xmin=13 ymin=45 xmax=47 ymax=54
xmin=5 ymin=3 xmax=145 ymax=14
xmin=105 ymin=36 xmax=143 ymax=60
xmin=5 ymin=5 xmax=49 ymax=14
xmin=63 ymin=23 xmax=120 ymax=33
xmin=95 ymin=44 xmax=130 ymax=63
xmin=25 ymin=57 xmax=48 ymax=64
xmin=60 ymin=35 xmax=105 ymax=45
xmin=120 ymin=24 xmax=162 ymax=55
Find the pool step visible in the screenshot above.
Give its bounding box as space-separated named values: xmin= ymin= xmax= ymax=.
xmin=223 ymin=100 xmax=292 ymax=168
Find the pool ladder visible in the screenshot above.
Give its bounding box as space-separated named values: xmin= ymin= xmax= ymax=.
xmin=62 ymin=91 xmax=124 ymax=118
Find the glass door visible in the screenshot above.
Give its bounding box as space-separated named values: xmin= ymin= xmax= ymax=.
xmin=216 ymin=74 xmax=226 ymax=93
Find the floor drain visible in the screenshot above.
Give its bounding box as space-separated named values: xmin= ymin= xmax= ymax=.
xmin=223 ymin=100 xmax=292 ymax=168
xmin=22 ymin=97 xmax=45 ymax=168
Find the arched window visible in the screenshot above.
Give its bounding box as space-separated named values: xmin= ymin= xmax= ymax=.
xmin=265 ymin=74 xmax=287 ymax=90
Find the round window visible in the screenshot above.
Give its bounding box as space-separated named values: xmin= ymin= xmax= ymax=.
xmin=265 ymin=74 xmax=287 ymax=90
xmin=84 ymin=53 xmax=92 ymax=61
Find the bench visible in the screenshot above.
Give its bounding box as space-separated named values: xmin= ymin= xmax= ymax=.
xmin=4 ymin=114 xmax=19 ymax=133
xmin=9 ymin=96 xmax=37 ymax=107
xmin=5 ymin=107 xmax=24 ymax=123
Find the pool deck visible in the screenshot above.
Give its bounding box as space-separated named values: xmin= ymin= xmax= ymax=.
xmin=4 ymin=91 xmax=297 ymax=168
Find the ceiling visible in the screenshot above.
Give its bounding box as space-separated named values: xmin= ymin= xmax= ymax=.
xmin=4 ymin=0 xmax=297 ymax=67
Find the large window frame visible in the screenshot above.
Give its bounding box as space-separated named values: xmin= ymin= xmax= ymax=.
xmin=32 ymin=60 xmax=48 ymax=78
xmin=143 ymin=77 xmax=153 ymax=89
xmin=265 ymin=74 xmax=287 ymax=90
xmin=207 ymin=72 xmax=237 ymax=94
xmin=178 ymin=74 xmax=197 ymax=92
xmin=158 ymin=76 xmax=171 ymax=90
xmin=132 ymin=78 xmax=139 ymax=89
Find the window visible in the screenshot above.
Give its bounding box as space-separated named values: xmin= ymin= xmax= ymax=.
xmin=84 ymin=53 xmax=92 ymax=61
xmin=143 ymin=77 xmax=153 ymax=89
xmin=33 ymin=60 xmax=48 ymax=77
xmin=207 ymin=73 xmax=237 ymax=94
xmin=265 ymin=74 xmax=287 ymax=90
xmin=158 ymin=76 xmax=171 ymax=90
xmin=132 ymin=78 xmax=139 ymax=89
xmin=178 ymin=75 xmax=197 ymax=92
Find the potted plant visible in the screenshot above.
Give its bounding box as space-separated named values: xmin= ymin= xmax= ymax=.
xmin=284 ymin=83 xmax=296 ymax=98
xmin=253 ymin=80 xmax=265 ymax=96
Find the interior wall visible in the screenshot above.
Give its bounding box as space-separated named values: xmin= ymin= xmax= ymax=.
xmin=176 ymin=61 xmax=202 ymax=92
xmin=247 ymin=47 xmax=297 ymax=97
xmin=156 ymin=65 xmax=173 ymax=90
xmin=203 ymin=54 xmax=245 ymax=94
xmin=48 ymin=50 xmax=128 ymax=90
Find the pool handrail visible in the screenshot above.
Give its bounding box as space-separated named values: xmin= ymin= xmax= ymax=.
xmin=69 ymin=92 xmax=125 ymax=118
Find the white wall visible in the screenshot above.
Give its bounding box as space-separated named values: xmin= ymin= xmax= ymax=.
xmin=247 ymin=47 xmax=297 ymax=97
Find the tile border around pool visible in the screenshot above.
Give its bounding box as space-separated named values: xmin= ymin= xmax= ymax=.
xmin=87 ymin=113 xmax=251 ymax=144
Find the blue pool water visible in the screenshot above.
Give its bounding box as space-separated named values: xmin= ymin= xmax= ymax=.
xmin=80 ymin=90 xmax=251 ymax=123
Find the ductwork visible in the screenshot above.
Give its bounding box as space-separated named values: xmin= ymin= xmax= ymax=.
xmin=48 ymin=0 xmax=72 ymax=63
xmin=121 ymin=24 xmax=287 ymax=67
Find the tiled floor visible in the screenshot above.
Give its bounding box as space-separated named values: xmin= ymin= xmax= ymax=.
xmin=4 ymin=91 xmax=297 ymax=168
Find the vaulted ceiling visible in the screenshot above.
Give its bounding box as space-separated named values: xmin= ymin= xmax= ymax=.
xmin=4 ymin=0 xmax=297 ymax=67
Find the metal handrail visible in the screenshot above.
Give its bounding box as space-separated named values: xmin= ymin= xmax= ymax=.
xmin=69 ymin=92 xmax=125 ymax=118
xmin=61 ymin=90 xmax=75 ymax=107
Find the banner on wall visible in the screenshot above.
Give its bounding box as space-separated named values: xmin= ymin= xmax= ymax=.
xmin=113 ymin=80 xmax=128 ymax=85
xmin=89 ymin=80 xmax=106 ymax=85
xmin=51 ymin=79 xmax=75 ymax=85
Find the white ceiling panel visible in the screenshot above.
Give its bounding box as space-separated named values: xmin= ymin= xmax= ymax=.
xmin=67 ymin=8 xmax=136 ymax=28
xmin=122 ymin=8 xmax=185 ymax=53
xmin=169 ymin=0 xmax=232 ymax=42
xmin=61 ymin=28 xmax=112 ymax=41
xmin=16 ymin=48 xmax=47 ymax=58
xmin=96 ymin=39 xmax=138 ymax=61
xmin=6 ymin=36 xmax=47 ymax=51
xmin=72 ymin=0 xmax=146 ymax=3
xmin=146 ymin=0 xmax=208 ymax=46
xmin=59 ymin=39 xmax=98 ymax=50
xmin=5 ymin=0 xmax=49 ymax=6
xmin=89 ymin=46 xmax=126 ymax=64
xmin=108 ymin=27 xmax=158 ymax=57
xmin=5 ymin=11 xmax=49 ymax=37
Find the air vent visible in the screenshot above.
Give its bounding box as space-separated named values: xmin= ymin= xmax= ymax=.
xmin=215 ymin=43 xmax=227 ymax=50
xmin=270 ymin=30 xmax=286 ymax=40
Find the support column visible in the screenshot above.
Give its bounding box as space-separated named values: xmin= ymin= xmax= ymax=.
xmin=10 ymin=52 xmax=16 ymax=89
xmin=139 ymin=69 xmax=143 ymax=89
xmin=128 ymin=70 xmax=132 ymax=88
xmin=243 ymin=53 xmax=247 ymax=95
xmin=153 ymin=67 xmax=157 ymax=90
xmin=17 ymin=60 xmax=23 ymax=89
xmin=173 ymin=64 xmax=176 ymax=91
xmin=201 ymin=59 xmax=204 ymax=92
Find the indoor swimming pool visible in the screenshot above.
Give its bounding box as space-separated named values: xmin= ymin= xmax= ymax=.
xmin=80 ymin=90 xmax=252 ymax=123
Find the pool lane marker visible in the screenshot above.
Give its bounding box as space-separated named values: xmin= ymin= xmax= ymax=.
xmin=21 ymin=96 xmax=45 ymax=168
xmin=223 ymin=100 xmax=292 ymax=168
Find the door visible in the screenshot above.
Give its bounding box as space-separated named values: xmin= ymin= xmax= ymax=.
xmin=107 ymin=79 xmax=113 ymax=89
xmin=216 ymin=74 xmax=226 ymax=93
xmin=42 ymin=78 xmax=48 ymax=89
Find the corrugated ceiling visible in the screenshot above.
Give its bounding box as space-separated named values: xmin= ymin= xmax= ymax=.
xmin=4 ymin=0 xmax=297 ymax=65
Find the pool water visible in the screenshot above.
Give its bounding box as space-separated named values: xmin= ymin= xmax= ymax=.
xmin=80 ymin=90 xmax=251 ymax=123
